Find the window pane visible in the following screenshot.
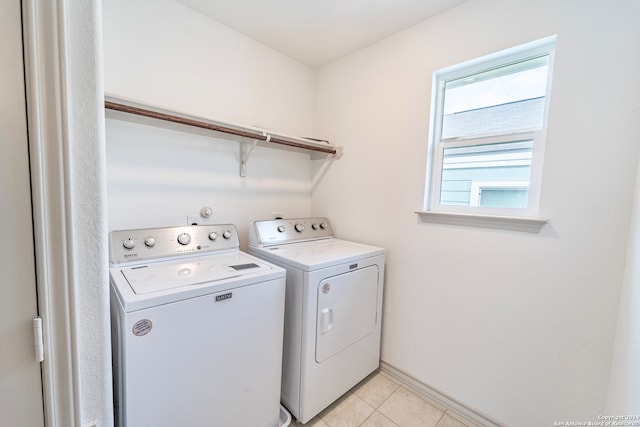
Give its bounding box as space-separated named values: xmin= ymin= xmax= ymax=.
xmin=441 ymin=56 xmax=549 ymax=139
xmin=479 ymin=188 xmax=528 ymax=208
xmin=440 ymin=141 xmax=532 ymax=208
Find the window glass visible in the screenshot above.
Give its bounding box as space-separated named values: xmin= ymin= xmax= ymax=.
xmin=479 ymin=187 xmax=529 ymax=208
xmin=440 ymin=140 xmax=533 ymax=207
xmin=441 ymin=56 xmax=549 ymax=140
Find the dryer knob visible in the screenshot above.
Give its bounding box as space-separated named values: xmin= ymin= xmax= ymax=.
xmin=295 ymin=223 xmax=305 ymax=232
xmin=123 ymin=238 xmax=136 ymax=249
xmin=208 ymin=232 xmax=218 ymax=241
xmin=311 ymin=223 xmax=319 ymax=230
xmin=319 ymin=222 xmax=328 ymax=230
xmin=277 ymin=225 xmax=286 ymax=233
xmin=222 ymin=230 xmax=232 ymax=239
xmin=177 ymin=233 xmax=191 ymax=245
xmin=144 ymin=237 xmax=156 ymax=247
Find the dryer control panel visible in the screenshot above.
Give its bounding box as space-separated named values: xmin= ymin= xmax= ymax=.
xmin=249 ymin=217 xmax=334 ymax=247
xmin=110 ymin=224 xmax=239 ymax=265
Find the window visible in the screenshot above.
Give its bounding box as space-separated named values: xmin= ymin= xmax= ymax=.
xmin=424 ymin=36 xmax=555 ymax=223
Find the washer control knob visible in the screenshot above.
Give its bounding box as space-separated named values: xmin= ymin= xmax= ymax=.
xmin=319 ymin=222 xmax=328 ymax=230
xmin=311 ymin=223 xmax=319 ymax=230
xmin=295 ymin=223 xmax=305 ymax=232
xmin=123 ymin=238 xmax=136 ymax=249
xmin=200 ymin=206 xmax=213 ymax=218
xmin=277 ymin=225 xmax=285 ymax=233
xmin=144 ymin=237 xmax=156 ymax=247
xmin=222 ymin=230 xmax=232 ymax=239
xmin=177 ymin=233 xmax=191 ymax=245
xmin=208 ymin=232 xmax=218 ymax=241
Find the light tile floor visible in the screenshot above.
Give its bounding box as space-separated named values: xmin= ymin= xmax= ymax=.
xmin=289 ymin=370 xmax=475 ymax=427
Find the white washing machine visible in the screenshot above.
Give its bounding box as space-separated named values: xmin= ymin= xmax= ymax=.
xmin=248 ymin=218 xmax=385 ymax=424
xmin=110 ymin=224 xmax=286 ymax=427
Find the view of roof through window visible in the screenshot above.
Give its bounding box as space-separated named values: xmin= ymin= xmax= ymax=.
xmin=441 ymin=56 xmax=549 ymax=140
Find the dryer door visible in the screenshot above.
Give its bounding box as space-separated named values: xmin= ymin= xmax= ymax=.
xmin=316 ymin=265 xmax=379 ymax=363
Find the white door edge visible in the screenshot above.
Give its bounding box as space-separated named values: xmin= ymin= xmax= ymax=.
xmin=22 ymin=0 xmax=81 ymax=425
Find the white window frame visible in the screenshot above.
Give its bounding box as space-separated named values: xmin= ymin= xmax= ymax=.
xmin=419 ymin=36 xmax=556 ymax=231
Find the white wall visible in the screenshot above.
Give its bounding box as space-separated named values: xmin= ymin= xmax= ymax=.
xmin=607 ymin=150 xmax=640 ymax=413
xmin=105 ymin=118 xmax=314 ymax=242
xmin=102 ymin=0 xmax=318 ymax=242
xmin=66 ymin=2 xmax=113 ymax=424
xmin=313 ymin=0 xmax=640 ymax=425
xmin=102 ymin=0 xmax=314 ymax=135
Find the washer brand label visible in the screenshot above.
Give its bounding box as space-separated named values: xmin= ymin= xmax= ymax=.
xmin=215 ymin=292 xmax=233 ymax=302
xmin=132 ymin=319 xmax=152 ymax=336
xmin=322 ymin=283 xmax=331 ymax=294
xmin=349 ymin=263 xmax=358 ymax=269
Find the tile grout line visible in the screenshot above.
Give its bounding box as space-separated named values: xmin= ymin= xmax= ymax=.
xmin=434 ymin=410 xmax=446 ymax=427
xmin=397 ymin=383 xmax=469 ymax=427
xmin=397 ymin=383 xmax=449 ymax=427
xmin=311 ymin=369 xmax=466 ymax=427
xmin=357 ymin=378 xmax=402 ymax=427
xmin=359 ymin=409 xmax=399 ymax=427
xmin=380 ymin=363 xmax=496 ymax=426
xmin=319 ymin=391 xmax=354 ymax=426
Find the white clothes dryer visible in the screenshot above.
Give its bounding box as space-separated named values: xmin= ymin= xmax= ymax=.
xmin=248 ymin=218 xmax=385 ymax=424
xmin=110 ymin=224 xmax=286 ymax=427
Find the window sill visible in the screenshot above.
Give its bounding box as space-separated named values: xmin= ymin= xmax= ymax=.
xmin=415 ymin=211 xmax=548 ymax=233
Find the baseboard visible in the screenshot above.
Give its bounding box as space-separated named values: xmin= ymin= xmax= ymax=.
xmin=379 ymin=361 xmax=507 ymax=427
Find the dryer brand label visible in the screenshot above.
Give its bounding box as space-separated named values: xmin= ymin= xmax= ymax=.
xmin=322 ymin=283 xmax=331 ymax=294
xmin=349 ymin=263 xmax=358 ymax=269
xmin=215 ymin=292 xmax=233 ymax=302
xmin=132 ymin=319 xmax=152 ymax=337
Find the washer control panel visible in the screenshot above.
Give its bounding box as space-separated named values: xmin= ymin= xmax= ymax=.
xmin=110 ymin=224 xmax=239 ymax=264
xmin=250 ymin=217 xmax=333 ymax=247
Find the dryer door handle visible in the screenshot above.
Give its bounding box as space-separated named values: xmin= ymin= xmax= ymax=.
xmin=319 ymin=307 xmax=334 ymax=335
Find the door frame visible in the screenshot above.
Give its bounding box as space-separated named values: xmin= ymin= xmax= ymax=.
xmin=22 ymin=1 xmax=102 ymax=425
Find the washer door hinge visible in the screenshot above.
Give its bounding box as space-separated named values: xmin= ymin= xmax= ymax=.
xmin=33 ymin=317 xmax=44 ymax=363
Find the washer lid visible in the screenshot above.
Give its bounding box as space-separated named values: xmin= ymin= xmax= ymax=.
xmin=120 ymin=253 xmax=270 ymax=294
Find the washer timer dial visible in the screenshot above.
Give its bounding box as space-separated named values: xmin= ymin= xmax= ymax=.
xmin=177 ymin=233 xmax=191 ymax=245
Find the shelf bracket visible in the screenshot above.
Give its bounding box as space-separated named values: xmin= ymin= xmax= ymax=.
xmin=239 ymin=135 xmax=261 ymax=177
